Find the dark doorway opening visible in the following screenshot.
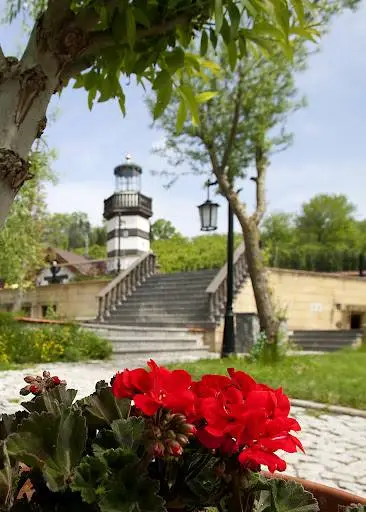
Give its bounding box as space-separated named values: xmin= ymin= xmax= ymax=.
xmin=350 ymin=313 xmax=362 ymax=330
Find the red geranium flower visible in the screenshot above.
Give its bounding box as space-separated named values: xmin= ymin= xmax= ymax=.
xmin=112 ymin=360 xmax=195 ymax=417
xmin=191 ymin=368 xmax=303 ymax=473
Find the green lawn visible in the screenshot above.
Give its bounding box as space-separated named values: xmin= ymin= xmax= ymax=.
xmin=170 ymin=348 xmax=366 ymax=410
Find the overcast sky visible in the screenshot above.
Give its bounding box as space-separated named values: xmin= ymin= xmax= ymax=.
xmin=0 ymin=2 xmax=365 ymax=236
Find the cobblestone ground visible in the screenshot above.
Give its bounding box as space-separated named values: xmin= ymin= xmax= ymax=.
xmin=0 ymin=358 xmax=365 ymax=498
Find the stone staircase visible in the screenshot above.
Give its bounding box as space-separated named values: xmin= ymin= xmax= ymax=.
xmin=290 ymin=329 xmax=362 ymax=352
xmin=106 ymin=269 xmax=218 ymax=328
xmin=90 ymin=246 xmax=247 ymax=361
xmin=81 ymin=323 xmax=217 ymax=362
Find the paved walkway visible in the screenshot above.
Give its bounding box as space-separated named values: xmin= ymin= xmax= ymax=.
xmin=0 ymin=358 xmax=365 ymax=498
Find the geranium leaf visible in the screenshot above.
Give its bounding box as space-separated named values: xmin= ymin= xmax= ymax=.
xmin=71 ymin=455 xmax=108 ymax=504
xmin=21 ymin=386 xmax=77 ymax=414
xmin=0 ymin=411 xmax=28 ymax=440
xmin=6 ymin=409 xmax=87 ymax=492
xmin=111 ymin=417 xmax=145 ymax=450
xmin=253 ymin=479 xmax=319 ymax=512
xmin=79 ymin=385 xmax=130 ymax=429
xmin=0 ymin=443 xmax=17 ymax=509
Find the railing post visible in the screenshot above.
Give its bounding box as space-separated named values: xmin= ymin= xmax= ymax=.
xmin=98 ymin=297 xmax=104 ymax=322
xmin=104 ymin=292 xmax=111 ymax=318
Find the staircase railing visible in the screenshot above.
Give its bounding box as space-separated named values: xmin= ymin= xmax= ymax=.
xmin=97 ymin=252 xmax=156 ymax=322
xmin=206 ymin=243 xmax=246 ymax=322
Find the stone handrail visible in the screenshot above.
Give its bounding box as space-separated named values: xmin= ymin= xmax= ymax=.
xmin=206 ymin=243 xmax=246 ymax=322
xmin=97 ymin=252 xmax=156 ymax=322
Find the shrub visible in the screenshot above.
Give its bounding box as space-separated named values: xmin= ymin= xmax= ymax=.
xmin=0 ymin=316 xmax=111 ymax=366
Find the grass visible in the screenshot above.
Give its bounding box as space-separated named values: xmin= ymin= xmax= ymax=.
xmin=170 ymin=347 xmax=366 ymax=410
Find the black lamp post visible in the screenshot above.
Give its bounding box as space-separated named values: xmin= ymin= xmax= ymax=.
xmin=198 ymin=181 xmax=236 ymax=357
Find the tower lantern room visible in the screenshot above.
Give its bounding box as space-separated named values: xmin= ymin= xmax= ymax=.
xmin=114 ymin=155 xmax=142 ymax=193
xmin=103 ymin=154 xmax=153 ymax=273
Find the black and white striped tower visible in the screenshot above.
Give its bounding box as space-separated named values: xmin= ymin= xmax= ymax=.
xmin=103 ymin=154 xmax=153 ymax=273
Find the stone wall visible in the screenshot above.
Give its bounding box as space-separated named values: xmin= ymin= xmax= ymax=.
xmin=0 ymin=280 xmax=109 ymax=320
xmin=234 ymin=268 xmax=366 ymax=331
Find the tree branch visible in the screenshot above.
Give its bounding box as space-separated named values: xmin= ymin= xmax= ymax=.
xmin=251 ymin=144 xmax=267 ymax=225
xmin=85 ymin=13 xmax=190 ymax=56
xmin=221 ymin=75 xmax=243 ymax=172
xmin=0 ymin=45 xmax=6 ymax=70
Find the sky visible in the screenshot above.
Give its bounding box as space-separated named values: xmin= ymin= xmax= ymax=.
xmin=0 ymin=2 xmax=366 ymax=236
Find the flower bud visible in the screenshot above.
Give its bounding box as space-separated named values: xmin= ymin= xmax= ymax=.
xmin=182 ymin=423 xmax=196 ymax=436
xmin=152 ymin=441 xmax=165 ymax=457
xmin=166 ymin=429 xmax=176 ymax=440
xmin=43 ymin=371 xmax=51 ymax=379
xmin=30 ymin=384 xmax=40 ymax=395
xmin=52 ymin=376 xmax=61 ymax=385
xmin=167 ymin=440 xmax=183 ymax=457
xmin=24 ymin=375 xmax=36 ymax=384
xmin=20 ymin=386 xmax=31 ymax=396
xmin=176 ymin=434 xmax=189 ymax=446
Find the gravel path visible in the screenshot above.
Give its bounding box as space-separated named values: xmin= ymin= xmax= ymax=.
xmin=0 ymin=358 xmax=365 ymax=498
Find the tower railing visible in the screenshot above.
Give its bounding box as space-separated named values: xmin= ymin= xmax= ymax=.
xmin=103 ymin=192 xmax=153 ymax=219
xmin=205 ymin=243 xmax=247 ymax=322
xmin=97 ymin=252 xmax=157 ymax=322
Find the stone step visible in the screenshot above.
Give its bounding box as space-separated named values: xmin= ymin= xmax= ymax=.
xmin=109 ymin=339 xmax=203 ymax=351
xmin=121 ymin=296 xmax=210 ymax=306
xmin=111 ymin=302 xmax=208 ymax=314
xmin=81 ymin=323 xmax=205 ymax=339
xmin=106 ymin=318 xmax=215 ymax=329
xmin=112 ymin=350 xmax=219 ymax=362
xmin=151 ymin=270 xmax=218 ymax=281
xmin=134 ymin=281 xmax=214 ymax=291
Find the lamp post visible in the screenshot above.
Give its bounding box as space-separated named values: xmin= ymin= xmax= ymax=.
xmin=117 ymin=214 xmax=122 ymax=273
xmin=198 ymin=181 xmax=236 ymax=357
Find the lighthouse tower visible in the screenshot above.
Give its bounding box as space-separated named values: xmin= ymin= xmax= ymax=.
xmin=103 ymin=155 xmax=153 ymax=273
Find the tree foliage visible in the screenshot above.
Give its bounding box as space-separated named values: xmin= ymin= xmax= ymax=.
xmin=150 ymin=218 xmax=180 ymax=241
xmin=0 ymin=144 xmax=56 ymax=287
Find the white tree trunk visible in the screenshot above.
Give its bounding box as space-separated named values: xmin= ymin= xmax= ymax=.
xmin=0 ymin=17 xmax=66 ymax=227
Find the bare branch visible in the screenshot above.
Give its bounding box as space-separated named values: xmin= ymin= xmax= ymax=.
xmin=251 ymin=144 xmax=267 ymax=225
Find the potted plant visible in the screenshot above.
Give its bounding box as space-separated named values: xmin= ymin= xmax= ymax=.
xmin=0 ymin=362 xmax=364 ymax=512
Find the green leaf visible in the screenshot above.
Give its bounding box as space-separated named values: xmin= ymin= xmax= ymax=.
xmin=274 ymin=1 xmax=290 ymax=38
xmin=7 ymin=409 xmax=87 ymax=492
xmin=153 ymin=70 xmax=172 ymax=90
xmin=80 ymin=385 xmax=130 ymax=430
xmin=215 ymin=0 xmax=223 ymax=34
xmin=227 ymin=40 xmax=237 ymax=71
xmin=21 ymin=386 xmax=77 ymax=414
xmin=72 ymin=455 xmax=108 ymax=504
xmin=195 ymin=91 xmax=218 ymax=104
xmin=0 ymin=443 xmax=17 ymax=509
xmin=228 ymin=1 xmax=241 ymax=38
xmin=118 ymin=89 xmax=126 ymax=115
xmin=210 ymin=28 xmax=218 ymax=49
xmin=200 ymin=31 xmax=208 ymax=56
xmin=165 ymin=48 xmax=185 ymax=73
xmin=180 ymin=85 xmax=200 ymax=126
xmin=341 ymin=506 xmax=366 ymax=512
xmin=133 ymin=7 xmax=151 ymax=28
xmin=290 ymin=0 xmax=305 ymax=25
xmin=176 ymin=98 xmax=187 ymax=133
xmin=153 ymin=79 xmax=173 ymax=120
xmin=111 ymin=417 xmax=145 ymax=450
xmin=0 ymin=411 xmax=28 ymax=440
xmin=253 ymin=478 xmax=320 ymax=512
xmin=88 ymin=88 xmax=97 ymax=110
xmin=125 ymin=8 xmax=136 ymax=48
xmin=220 ymin=17 xmax=231 ymax=45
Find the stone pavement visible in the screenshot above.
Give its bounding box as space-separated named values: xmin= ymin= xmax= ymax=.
xmin=0 ymin=357 xmax=365 ymax=498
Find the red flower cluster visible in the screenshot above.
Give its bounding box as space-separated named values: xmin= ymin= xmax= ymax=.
xmin=192 ymin=368 xmax=303 ymax=473
xmin=111 ymin=361 xmax=303 ymax=473
xmin=112 ymin=360 xmax=195 ymax=417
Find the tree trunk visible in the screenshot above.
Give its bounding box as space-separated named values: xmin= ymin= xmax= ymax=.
xmin=213 ymin=173 xmax=279 ymax=343
xmin=0 ymin=11 xmax=70 ymax=227
xmin=241 ymin=217 xmax=279 ymax=342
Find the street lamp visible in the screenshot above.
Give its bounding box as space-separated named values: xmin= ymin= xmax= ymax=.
xmin=198 ymin=180 xmax=236 ymax=357
xmin=197 ymin=180 xmax=220 ymax=231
